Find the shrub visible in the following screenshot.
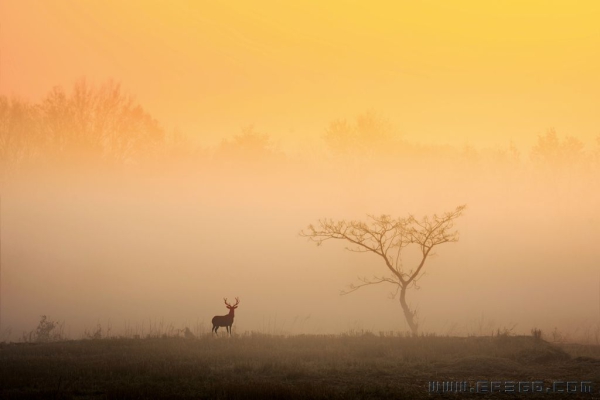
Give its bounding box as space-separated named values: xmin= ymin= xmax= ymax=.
xmin=22 ymin=315 xmax=65 ymax=343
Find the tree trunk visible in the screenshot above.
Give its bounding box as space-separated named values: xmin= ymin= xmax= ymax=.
xmin=399 ymin=286 xmax=418 ymax=335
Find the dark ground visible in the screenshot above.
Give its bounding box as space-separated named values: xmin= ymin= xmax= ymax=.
xmin=1 ymin=333 xmax=599 ymax=399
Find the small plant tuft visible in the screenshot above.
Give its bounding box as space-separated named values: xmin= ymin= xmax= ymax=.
xmin=552 ymin=327 xmax=566 ymax=343
xmin=181 ymin=327 xmax=196 ymax=339
xmin=531 ymin=327 xmax=543 ymax=340
xmin=84 ymin=324 xmax=104 ymax=340
xmin=495 ymin=324 xmax=517 ymax=338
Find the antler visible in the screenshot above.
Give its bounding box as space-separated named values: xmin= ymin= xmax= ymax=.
xmin=223 ymin=297 xmax=240 ymax=307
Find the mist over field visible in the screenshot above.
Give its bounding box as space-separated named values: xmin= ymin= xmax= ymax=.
xmin=1 ymin=96 xmax=599 ymax=341
xmin=1 ymin=1 xmax=599 ymax=343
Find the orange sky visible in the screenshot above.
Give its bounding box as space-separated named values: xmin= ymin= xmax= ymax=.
xmin=1 ymin=0 xmax=599 ymax=150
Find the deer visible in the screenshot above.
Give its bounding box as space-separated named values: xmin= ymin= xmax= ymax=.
xmin=212 ymin=297 xmax=240 ymax=335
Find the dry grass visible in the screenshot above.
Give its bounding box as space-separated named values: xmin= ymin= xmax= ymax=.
xmin=0 ymin=333 xmax=599 ymax=399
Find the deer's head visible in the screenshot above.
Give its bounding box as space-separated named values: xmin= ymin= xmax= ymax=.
xmin=224 ymin=297 xmax=240 ymax=312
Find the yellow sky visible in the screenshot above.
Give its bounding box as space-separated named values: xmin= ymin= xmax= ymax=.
xmin=1 ymin=0 xmax=599 ymax=149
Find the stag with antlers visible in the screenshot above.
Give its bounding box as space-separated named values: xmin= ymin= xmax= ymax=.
xmin=212 ymin=297 xmax=240 ymax=335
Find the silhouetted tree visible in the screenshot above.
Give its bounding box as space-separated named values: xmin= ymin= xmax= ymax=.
xmin=301 ymin=205 xmax=466 ymax=334
xmin=214 ymin=125 xmax=284 ymax=171
xmin=531 ymin=128 xmax=585 ymax=169
xmin=1 ymin=79 xmax=167 ymax=171
xmin=529 ymin=129 xmax=591 ymax=209
xmin=158 ymin=127 xmax=206 ymax=170
xmin=323 ymin=110 xmax=398 ymax=161
xmin=40 ymin=79 xmax=165 ymax=166
xmin=0 ymin=96 xmax=42 ymax=171
xmin=594 ymin=134 xmax=600 ymax=168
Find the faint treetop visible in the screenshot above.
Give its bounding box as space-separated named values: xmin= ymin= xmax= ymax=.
xmin=214 ymin=125 xmax=284 ymax=170
xmin=530 ymin=128 xmax=585 ymax=169
xmin=323 ymin=110 xmax=397 ymax=161
xmin=595 ymin=134 xmax=600 ymax=166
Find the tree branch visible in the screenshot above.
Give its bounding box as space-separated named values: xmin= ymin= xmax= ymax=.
xmin=301 ymin=205 xmax=466 ymax=294
xmin=341 ymin=275 xmax=401 ymax=295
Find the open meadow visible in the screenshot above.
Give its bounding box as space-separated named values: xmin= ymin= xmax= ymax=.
xmin=1 ymin=333 xmax=600 ymax=399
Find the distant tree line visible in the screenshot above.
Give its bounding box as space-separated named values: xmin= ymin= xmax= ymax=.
xmin=1 ymin=80 xmax=598 ymax=176
xmin=0 ymin=80 xmax=165 ymax=170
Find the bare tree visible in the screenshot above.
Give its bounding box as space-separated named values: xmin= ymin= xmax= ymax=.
xmin=301 ymin=205 xmax=466 ymax=335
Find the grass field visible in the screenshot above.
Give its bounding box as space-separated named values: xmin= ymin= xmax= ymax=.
xmin=1 ymin=332 xmax=599 ymax=399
